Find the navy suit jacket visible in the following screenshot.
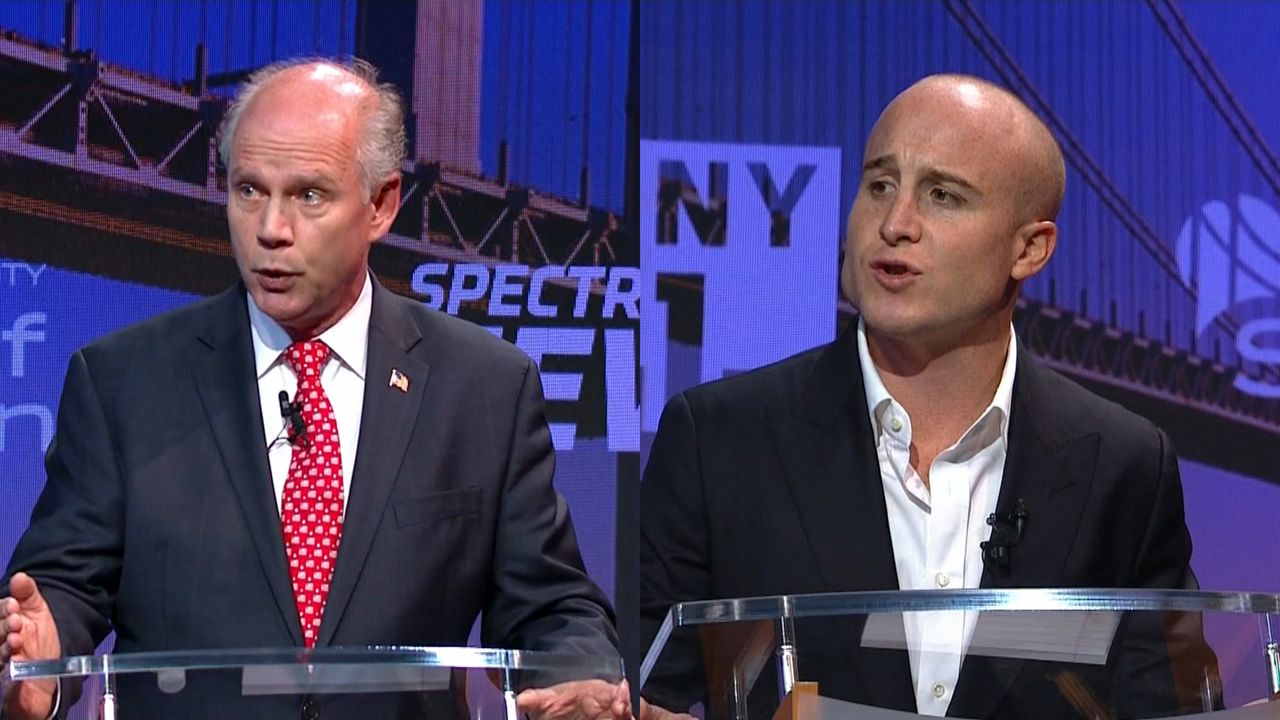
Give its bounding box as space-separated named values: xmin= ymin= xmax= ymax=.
xmin=6 ymin=279 xmax=617 ymax=718
xmin=639 ymin=323 xmax=1210 ymax=719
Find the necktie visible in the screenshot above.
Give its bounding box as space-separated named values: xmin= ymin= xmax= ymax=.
xmin=281 ymin=340 xmax=344 ymax=647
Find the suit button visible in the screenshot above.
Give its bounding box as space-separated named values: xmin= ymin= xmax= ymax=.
xmin=301 ymin=696 xmax=319 ymax=720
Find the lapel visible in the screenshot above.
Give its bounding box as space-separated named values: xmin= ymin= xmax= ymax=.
xmin=317 ymin=279 xmax=431 ymax=646
xmin=951 ymin=346 xmax=1102 ymax=718
xmin=982 ymin=347 xmax=1101 ymax=590
xmin=767 ymin=325 xmax=915 ymax=710
xmin=189 ymin=286 xmax=302 ymax=645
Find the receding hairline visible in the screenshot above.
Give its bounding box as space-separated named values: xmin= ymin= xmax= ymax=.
xmin=240 ymin=62 xmax=375 ymax=129
xmin=218 ymin=56 xmax=407 ymax=200
xmin=885 ymin=73 xmax=1067 ymax=222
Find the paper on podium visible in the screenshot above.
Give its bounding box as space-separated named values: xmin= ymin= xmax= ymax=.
xmin=859 ymin=609 xmax=1122 ymax=665
xmin=241 ymin=664 xmax=450 ymax=695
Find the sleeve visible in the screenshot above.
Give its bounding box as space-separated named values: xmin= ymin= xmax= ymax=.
xmin=1110 ymin=425 xmax=1223 ymax=714
xmin=6 ymin=349 xmax=121 ymax=653
xmin=638 ymin=391 xmax=713 ymax=712
xmin=4 ymin=349 xmax=124 ymax=710
xmin=1130 ymin=427 xmax=1195 ymax=589
xmin=479 ymin=359 xmax=620 ymax=668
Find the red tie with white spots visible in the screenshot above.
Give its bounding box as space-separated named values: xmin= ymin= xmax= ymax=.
xmin=281 ymin=340 xmax=344 ymax=648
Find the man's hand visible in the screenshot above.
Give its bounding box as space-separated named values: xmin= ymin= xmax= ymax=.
xmin=516 ymin=678 xmax=631 ymax=720
xmin=1 ymin=572 xmax=61 ymax=720
xmin=636 ymin=696 xmax=698 ymax=720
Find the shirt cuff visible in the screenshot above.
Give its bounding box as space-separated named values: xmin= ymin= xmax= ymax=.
xmin=44 ymin=678 xmax=61 ymax=720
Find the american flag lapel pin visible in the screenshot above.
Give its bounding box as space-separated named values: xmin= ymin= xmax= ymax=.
xmin=389 ymin=368 xmax=410 ymax=393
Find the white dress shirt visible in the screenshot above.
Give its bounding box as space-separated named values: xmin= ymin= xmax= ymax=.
xmin=248 ymin=273 xmax=372 ymax=513
xmin=857 ymin=319 xmax=1017 ymax=715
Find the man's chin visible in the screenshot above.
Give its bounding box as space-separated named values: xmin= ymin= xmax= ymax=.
xmin=858 ymin=304 xmax=929 ymax=336
xmin=251 ymin=294 xmax=310 ymax=333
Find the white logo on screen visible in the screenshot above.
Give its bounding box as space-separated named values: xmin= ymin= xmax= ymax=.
xmin=1176 ymin=194 xmax=1280 ymax=397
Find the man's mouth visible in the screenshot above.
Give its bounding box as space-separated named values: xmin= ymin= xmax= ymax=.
xmin=254 ymin=269 xmax=299 ymax=291
xmin=870 ymin=259 xmax=919 ymax=276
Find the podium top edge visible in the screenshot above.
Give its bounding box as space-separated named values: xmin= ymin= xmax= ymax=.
xmin=670 ymin=588 xmax=1280 ymax=626
xmin=7 ymin=645 xmax=624 ymax=681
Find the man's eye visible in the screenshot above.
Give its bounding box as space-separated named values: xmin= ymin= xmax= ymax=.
xmin=237 ymin=184 xmax=260 ymax=199
xmin=930 ymin=186 xmax=962 ymax=206
xmin=866 ymin=180 xmax=893 ymax=196
xmin=300 ymin=189 xmax=323 ymax=205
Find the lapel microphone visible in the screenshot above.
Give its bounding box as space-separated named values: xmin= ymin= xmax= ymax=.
xmin=981 ymin=498 xmax=1029 ymax=574
xmin=277 ymin=390 xmax=308 ymax=448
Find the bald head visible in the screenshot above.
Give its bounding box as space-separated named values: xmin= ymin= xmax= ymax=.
xmin=242 ymin=63 xmax=370 ymax=140
xmin=219 ymin=57 xmax=406 ymax=199
xmin=876 ymin=74 xmax=1065 ymax=223
xmin=841 ymin=73 xmax=1065 ymax=348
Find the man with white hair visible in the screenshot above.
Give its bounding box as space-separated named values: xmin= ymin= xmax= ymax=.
xmin=3 ymin=58 xmax=623 ymax=719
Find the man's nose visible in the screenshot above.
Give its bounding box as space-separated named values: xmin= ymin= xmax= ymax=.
xmin=257 ymin=197 xmax=293 ymax=247
xmin=879 ymin=193 xmax=921 ymax=245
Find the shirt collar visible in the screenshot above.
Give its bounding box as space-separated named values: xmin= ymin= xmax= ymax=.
xmin=857 ymin=318 xmax=897 ymax=435
xmin=248 ymin=272 xmax=373 ymax=381
xmin=856 ymin=318 xmax=1018 ymax=446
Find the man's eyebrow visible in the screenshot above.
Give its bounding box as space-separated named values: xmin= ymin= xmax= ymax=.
xmin=919 ymin=167 xmax=981 ymax=196
xmin=860 ymin=156 xmax=982 ymax=196
xmin=862 ymin=155 xmax=896 ymax=174
xmin=225 ymin=170 xmax=336 ymax=189
xmin=292 ymin=174 xmax=336 ymax=189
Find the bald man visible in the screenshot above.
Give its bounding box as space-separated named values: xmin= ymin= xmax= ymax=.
xmin=639 ymin=74 xmax=1208 ymax=718
xmin=2 ymin=58 xmax=622 ymax=719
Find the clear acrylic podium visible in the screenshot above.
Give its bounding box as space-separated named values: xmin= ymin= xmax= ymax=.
xmin=639 ymin=589 xmax=1280 ymax=719
xmin=4 ymin=646 xmax=623 ymax=719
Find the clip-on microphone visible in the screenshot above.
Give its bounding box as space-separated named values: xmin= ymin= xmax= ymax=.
xmin=278 ymin=390 xmax=308 ymax=448
xmin=981 ymin=498 xmax=1029 ymax=574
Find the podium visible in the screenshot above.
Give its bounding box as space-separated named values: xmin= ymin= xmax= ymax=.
xmin=639 ymin=589 xmax=1280 ymax=719
xmin=3 ymin=646 xmax=623 ymax=719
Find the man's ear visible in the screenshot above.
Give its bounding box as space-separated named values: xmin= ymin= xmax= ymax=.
xmin=1011 ymin=220 xmax=1057 ymax=281
xmin=368 ymin=174 xmax=403 ymax=242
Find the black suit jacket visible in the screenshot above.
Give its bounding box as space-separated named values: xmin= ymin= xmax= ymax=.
xmin=640 ymin=324 xmax=1206 ymax=718
xmin=6 ymin=279 xmax=617 ymax=718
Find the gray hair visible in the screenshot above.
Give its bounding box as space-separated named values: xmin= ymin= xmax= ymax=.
xmin=217 ymin=56 xmax=407 ymax=199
